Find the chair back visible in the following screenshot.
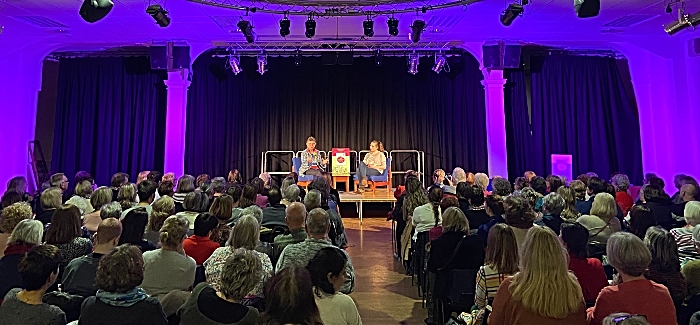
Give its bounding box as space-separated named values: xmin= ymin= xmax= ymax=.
xmin=292 ymin=157 xmax=314 ymax=182
xmin=446 ymin=268 xmax=478 ymax=306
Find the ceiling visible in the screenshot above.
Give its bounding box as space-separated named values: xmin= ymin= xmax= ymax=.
xmin=0 ymin=0 xmax=697 ymax=57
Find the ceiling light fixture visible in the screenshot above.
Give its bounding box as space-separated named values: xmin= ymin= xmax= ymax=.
xmin=375 ymin=49 xmax=382 ymax=66
xmin=229 ymin=54 xmax=243 ymax=75
xmin=257 ymin=54 xmax=268 ymax=75
xmin=664 ymin=10 xmax=700 ymax=35
xmin=407 ymin=52 xmax=419 ymax=75
xmin=237 ymin=20 xmax=255 ymax=43
xmin=280 ymin=15 xmax=291 ymax=37
xmin=388 ymin=17 xmax=399 ymax=36
xmin=409 ymin=20 xmax=426 ymax=42
xmin=500 ymin=3 xmax=524 ymax=26
xmin=294 ymin=50 xmax=302 ymax=66
xmin=363 ymin=17 xmax=375 ymax=37
xmin=305 ymin=14 xmax=317 ymax=38
xmin=666 ymin=3 xmax=673 ymax=13
xmin=574 ymin=0 xmax=600 ymax=18
xmin=146 ymin=4 xmax=170 ymax=27
xmin=80 ymin=0 xmax=114 ymax=23
xmin=432 ymin=54 xmax=448 ymax=74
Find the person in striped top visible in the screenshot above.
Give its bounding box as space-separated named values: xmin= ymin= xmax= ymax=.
xmin=671 ymin=201 xmax=700 ymax=265
xmin=474 ymin=223 xmax=519 ymax=309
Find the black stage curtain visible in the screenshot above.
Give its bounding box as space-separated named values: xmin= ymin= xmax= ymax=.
xmin=52 ymin=57 xmax=167 ymax=185
xmin=504 ymin=68 xmax=531 ymax=181
xmin=504 ymin=55 xmax=643 ymax=183
xmin=185 ymin=53 xmax=487 ymax=181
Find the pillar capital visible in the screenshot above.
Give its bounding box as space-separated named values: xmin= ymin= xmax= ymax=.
xmin=481 ymin=68 xmax=508 ymax=178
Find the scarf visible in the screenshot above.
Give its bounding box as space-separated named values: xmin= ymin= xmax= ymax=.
xmin=96 ymin=287 xmax=149 ymax=307
xmin=3 ymin=243 xmax=34 ymax=256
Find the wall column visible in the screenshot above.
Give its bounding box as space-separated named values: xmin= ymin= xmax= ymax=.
xmin=163 ymin=69 xmax=190 ymax=178
xmin=481 ymin=69 xmax=508 ymax=178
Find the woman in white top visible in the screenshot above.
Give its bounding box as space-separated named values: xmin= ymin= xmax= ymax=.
xmin=412 ymin=186 xmax=443 ymax=241
xmin=577 ymin=192 xmax=621 ymax=245
xmin=307 ymin=247 xmax=362 ymax=325
xmin=354 ymin=140 xmax=386 ymax=194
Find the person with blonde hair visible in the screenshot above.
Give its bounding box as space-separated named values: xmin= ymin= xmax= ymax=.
xmin=117 ymin=183 xmax=137 ymax=211
xmin=474 ymin=223 xmax=519 ymax=310
xmin=0 ymin=219 xmax=44 ymax=299
xmin=557 ymin=186 xmax=580 ymax=221
xmin=354 ymin=140 xmax=386 ymax=193
xmin=577 ymin=193 xmax=621 ymax=246
xmin=83 ymin=187 xmax=113 ymax=232
xmin=65 ymin=180 xmax=94 ymax=215
xmin=205 ymin=215 xmax=273 ymax=298
xmin=0 ymin=202 xmax=32 ymax=258
xmin=474 ymin=173 xmax=490 ymax=195
xmin=145 ymin=195 xmax=175 ymax=245
xmin=36 ymin=187 xmax=62 ymax=225
xmin=602 ymin=314 xmax=650 ymax=325
xmin=490 ymin=226 xmax=586 ymax=324
xmin=586 ymin=232 xmax=676 ymax=325
xmin=140 ymin=215 xmax=196 ymax=299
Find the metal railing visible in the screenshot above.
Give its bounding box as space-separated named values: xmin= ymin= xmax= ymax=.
xmin=389 ymin=150 xmax=425 ymax=185
xmin=260 ymin=151 xmax=296 ymax=176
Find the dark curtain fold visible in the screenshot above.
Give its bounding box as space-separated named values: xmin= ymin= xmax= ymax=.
xmin=185 ymin=53 xmax=487 ymax=181
xmin=503 ymin=68 xmax=531 ymax=181
xmin=52 ymin=57 xmax=167 ymax=185
xmin=521 ymin=55 xmax=643 ymax=183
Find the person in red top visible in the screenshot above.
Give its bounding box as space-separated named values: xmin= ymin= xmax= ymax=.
xmin=560 ymin=222 xmax=608 ymax=304
xmin=587 ymin=232 xmax=677 ymax=325
xmin=612 ymin=174 xmax=634 ymax=216
xmin=182 ymin=213 xmax=220 ymax=265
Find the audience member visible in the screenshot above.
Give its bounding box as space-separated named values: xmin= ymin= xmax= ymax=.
xmin=474 ymin=223 xmax=518 ymax=311
xmin=513 ymin=177 xmax=529 ymax=192
xmin=577 ymin=193 xmax=621 ymax=248
xmin=557 ymin=186 xmax=581 ymax=221
xmin=259 ymin=266 xmax=323 ymax=325
xmin=117 ymin=183 xmax=137 ymax=211
xmin=641 ymin=184 xmax=674 ymax=230
xmin=62 ymin=218 xmax=122 ymax=297
xmin=79 ymin=245 xmax=167 ymax=325
xmin=122 ymin=180 xmax=157 ymax=218
xmin=4 ymin=176 xmax=31 ymax=206
xmin=262 ymin=186 xmax=287 ymax=227
xmin=671 ymin=201 xmax=700 ymax=261
xmin=474 ymin=173 xmax=490 ymax=195
xmin=173 ymin=175 xmax=196 ymax=212
xmin=146 ymin=196 xmax=175 ymax=246
xmin=681 ymin=226 xmax=700 ymax=323
xmin=44 ymin=205 xmax=93 ymax=275
xmin=0 ymin=191 xmax=22 ymax=210
xmin=274 ymin=202 xmax=308 ymax=250
xmin=628 ymin=205 xmax=657 ymax=240
xmin=119 ymin=207 xmax=156 ymax=252
xmin=412 ymin=186 xmax=443 ymax=242
xmin=281 ymin=184 xmax=300 ymax=207
xmin=174 ymin=249 xmax=261 ymax=325
xmin=576 ymin=177 xmax=607 ymax=214
xmin=477 ymin=194 xmax=506 ymax=243
xmin=560 ymin=222 xmax=607 ymax=304
xmin=541 ymin=193 xmax=565 ymax=235
xmin=399 ymin=177 xmax=428 ymax=270
xmin=109 ymin=173 xmax=129 ymax=202
xmin=65 ymin=180 xmax=94 ymax=215
xmin=546 ymin=175 xmax=564 ymax=193
xmin=182 ymin=213 xmax=220 ymax=265
xmin=37 ymin=187 xmax=62 ymax=225
xmin=0 ymin=202 xmax=32 ymax=258
xmin=205 ymin=215 xmax=273 ymax=298
xmin=612 ymin=173 xmax=634 ymax=216
xmin=251 ymin=177 xmax=269 ymax=208
xmin=671 ymin=183 xmax=699 ymax=220
xmin=157 ymin=181 xmax=175 ymax=198
xmin=307 ymin=247 xmax=362 ymax=325
xmin=0 ymin=245 xmax=66 ymax=325
xmin=141 ymin=215 xmax=196 ymax=299
xmin=83 ymin=187 xmax=113 ymax=233
xmin=489 ymin=227 xmax=587 ymax=324
xmin=463 ymin=185 xmax=490 ymax=230
xmin=643 ymin=227 xmax=686 ymax=305
xmin=587 ymin=232 xmax=677 ymax=325
xmin=208 ymin=195 xmax=234 ymax=247
xmin=0 ymin=219 xmax=43 ymax=301
xmin=503 ymin=195 xmax=536 ymax=250
xmin=529 ymin=176 xmax=548 ymax=198
xmin=176 ymin=191 xmax=205 ymax=232
xmin=602 ymin=313 xmax=650 ymax=325
xmin=276 ymin=208 xmax=355 ymax=294
xmin=492 ymin=177 xmax=512 ymax=197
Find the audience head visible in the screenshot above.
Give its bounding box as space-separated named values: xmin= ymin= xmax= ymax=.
xmin=428 ymin=186 xmax=443 ymax=204
xmin=50 ymin=173 xmax=69 ymax=191
xmin=119 ymin=207 xmax=149 ymax=246
xmin=97 ymin=244 xmax=144 ymax=293
xmin=259 ymin=173 xmax=273 ymax=190
xmin=45 ymin=204 xmax=82 ymax=245
xmin=193 ymin=213 xmax=219 ymax=237
xmin=681 ymin=183 xmax=699 ymax=202
xmin=267 ymin=186 xmax=282 ymax=205
xmin=587 ymin=177 xmax=607 ymax=196
xmin=110 ymin=172 xmax=129 ymax=188
xmin=286 ymin=172 xmax=299 ymax=184
xmin=209 ymin=195 xmax=234 ymax=222
xmin=8 ymin=219 xmax=43 ymax=246
xmin=519 ymin=187 xmax=541 ymax=209
xmin=524 ymin=171 xmax=536 ymax=181
xmin=572 ymin=174 xmax=587 ymax=185
xmin=486 ymin=224 xmax=519 ymax=274
xmin=542 ymin=193 xmax=565 ymax=215
xmin=162 ymin=172 xmax=175 ymax=184
xmin=221 ymin=249 xmax=263 ymax=301
xmin=240 ymin=205 xmax=263 ymax=225
xmin=492 ymin=177 xmax=512 ymax=197
xmin=644 ymin=226 xmax=680 ymax=272
xmin=90 ymin=188 xmax=112 ymax=207
xmin=262 ymin=266 xmax=321 ymax=325
xmin=41 ymin=187 xmax=62 ymax=210
xmin=442 ymin=207 xmax=469 ymax=233
xmin=195 ymin=174 xmax=210 ymax=188
xmin=157 ymin=181 xmax=175 ymax=197
xmin=432 ymin=169 xmax=445 ymax=185
xmin=590 ymin=193 xmax=617 ymax=222
xmin=228 ymin=169 xmax=242 ymax=184
xmin=1 ymin=191 xmax=22 ymax=210
xmin=251 ymin=178 xmax=266 ymax=195
xmin=529 ymin=176 xmax=547 ymax=196
xmin=281 ymin=177 xmax=295 ymax=192
xmin=283 ymin=184 xmax=300 ymax=203
xmin=135 ymin=180 xmax=157 ymax=203
xmin=304 ymin=189 xmax=322 ymax=211
xmin=226 ymin=185 xmax=243 ymax=203
xmin=239 ymin=185 xmax=257 ymax=209
xmin=456 ymin=182 xmax=469 ymax=200
xmin=306 ymin=208 xmax=330 ymax=237
xmin=117 ymin=183 xmax=137 ymax=203
xmin=647 ymin=176 xmax=666 ymax=192
xmin=485 ymin=194 xmax=505 ymax=217
xmin=606 ymin=232 xmax=651 ymax=277
xmin=452 ymin=167 xmax=467 ymax=184
xmin=560 ymin=222 xmax=589 ymax=259
xmin=309 ymin=178 xmax=330 ymax=206
xmin=18 ymin=244 xmax=61 ymax=291
xmin=569 ymin=180 xmax=586 ymax=201
xmin=602 ymin=314 xmax=650 ymax=325
xmin=466 ymin=184 xmax=485 ymax=206
xmin=147 ymin=171 xmax=163 ymax=184
xmin=307 ymin=247 xmax=348 ymax=295
xmin=100 ymin=202 xmax=122 ymax=220
xmin=643 ymin=184 xmax=665 ymax=204
xmin=643 ymin=173 xmax=658 ymax=185
xmin=183 ymin=191 xmax=203 ymax=212
xmin=176 ymin=175 xmax=196 ymax=193
xmin=137 ymin=171 xmax=150 ymax=185
xmin=210 ymin=177 xmax=226 ymax=194
xmin=628 ymin=205 xmax=656 ymax=239
xmin=6 ymin=176 xmax=28 ymax=194
xmin=514 ymin=177 xmax=529 ymax=191
xmin=285 ymin=202 xmax=307 ymax=229
xmin=686 ymin=201 xmax=700 ymax=227
xmin=504 ymin=195 xmax=536 ymax=229
xmin=465 ymin=172 xmax=475 ymax=185
xmin=229 ymin=215 xmax=259 ymax=249
xmin=74 ymin=180 xmax=93 ymax=199
xmin=160 ymin=215 xmax=189 ymax=248
xmin=94 ymin=217 xmax=122 ymax=246
xmin=556 ymin=186 xmax=576 ymax=206
xmin=546 ymin=175 xmax=564 ymax=193
xmin=474 ymin=173 xmax=489 ymax=191
xmin=0 ymin=202 xmax=32 ymax=234
xmin=149 ymin=196 xmax=175 ymax=232
xmin=440 ymin=197 xmax=459 ymax=212
xmin=611 ymin=174 xmax=631 ymax=192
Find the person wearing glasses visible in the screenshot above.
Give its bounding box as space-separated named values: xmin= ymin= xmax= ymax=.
xmin=299 ymin=137 xmax=329 ymax=178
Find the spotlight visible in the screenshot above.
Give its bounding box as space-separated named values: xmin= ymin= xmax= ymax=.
xmin=237 ymin=20 xmax=255 ymax=43
xmin=257 ymin=54 xmax=268 ymax=75
xmin=229 ymin=54 xmax=242 ymax=75
xmin=666 ymin=3 xmax=673 ymax=13
xmin=146 ymin=4 xmax=170 ymax=27
xmin=305 ymin=15 xmax=317 ymax=38
xmin=280 ymin=17 xmax=290 ymax=37
xmin=375 ymin=50 xmax=382 ymax=66
xmin=80 ymin=0 xmax=114 ymax=23
xmin=363 ymin=18 xmax=374 ymax=37
xmin=664 ymin=11 xmax=700 ymax=35
xmin=407 ymin=53 xmax=419 ymax=75
xmin=574 ymin=0 xmax=600 ymax=18
xmin=432 ymin=54 xmax=446 ymax=74
xmin=294 ymin=50 xmax=302 ymax=66
xmin=500 ymin=3 xmax=524 ymax=26
xmin=410 ymin=20 xmax=426 ymax=43
xmin=388 ymin=17 xmax=399 ymax=36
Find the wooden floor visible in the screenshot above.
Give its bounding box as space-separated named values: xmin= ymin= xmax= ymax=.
xmin=343 ymin=217 xmax=426 ymax=324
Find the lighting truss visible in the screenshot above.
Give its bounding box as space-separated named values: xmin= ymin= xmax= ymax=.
xmin=211 ymin=40 xmax=462 ymax=53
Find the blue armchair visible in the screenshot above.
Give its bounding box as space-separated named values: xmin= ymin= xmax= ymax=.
xmin=292 ymin=157 xmax=315 ymax=188
xmin=354 ymin=156 xmax=391 ymax=192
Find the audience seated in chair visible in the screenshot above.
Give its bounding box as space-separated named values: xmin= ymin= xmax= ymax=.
xmin=208 ymin=195 xmax=234 ymax=247
xmin=307 ymin=247 xmax=362 ymax=325
xmin=611 ymin=174 xmax=634 ymax=217
xmin=120 ymin=207 xmax=156 ymax=252
xmin=560 ymin=222 xmax=608 ymax=305
xmin=540 ymin=193 xmax=566 ymax=235
xmin=642 ymin=226 xmax=686 ymax=306
xmin=628 ymin=205 xmax=657 ymax=240
xmin=274 ymin=202 xmax=308 ymax=250
xmin=0 ymin=219 xmax=44 ymax=301
xmin=477 ymin=195 xmax=506 ymax=244
xmin=462 ymin=184 xmax=491 ymax=230
xmin=44 ymin=205 xmax=93 ymax=283
xmin=0 ymin=202 xmax=32 ymax=259
xmin=474 ymin=223 xmax=519 ymax=312
xmin=680 ymin=230 xmax=700 ymax=325
xmin=262 ymin=186 xmax=287 ymax=228
xmin=577 ymin=193 xmax=622 ymax=249
xmin=173 ymin=175 xmax=196 ymax=213
xmin=280 ymin=184 xmax=301 ymax=207
xmin=259 ymin=266 xmax=323 ymax=325
xmin=82 ymin=187 xmax=113 ymax=233
xmin=182 ymin=213 xmax=220 ymax=266
xmin=121 ymin=180 xmax=157 ymax=219
xmin=36 ymin=187 xmax=62 ymax=225
xmin=503 ymin=195 xmax=536 ymax=250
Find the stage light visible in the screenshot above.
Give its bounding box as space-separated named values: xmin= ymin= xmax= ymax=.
xmin=500 ymin=3 xmax=524 ymax=26
xmin=409 ymin=20 xmax=425 ymax=43
xmin=294 ymin=50 xmax=302 ymax=66
xmin=257 ymin=54 xmax=268 ymax=75
xmin=280 ymin=16 xmax=290 ymax=37
xmin=305 ymin=15 xmax=317 ymax=38
xmin=375 ymin=50 xmax=382 ymax=66
xmin=146 ymin=4 xmax=170 ymax=27
xmin=432 ymin=54 xmax=446 ymax=74
xmin=407 ymin=53 xmax=419 ymax=75
xmin=237 ymin=20 xmax=255 ymax=43
xmin=666 ymin=3 xmax=673 ymax=13
xmin=574 ymin=0 xmax=600 ymax=18
xmin=363 ymin=18 xmax=374 ymax=37
xmin=229 ymin=54 xmax=242 ymax=75
xmin=388 ymin=17 xmax=399 ymax=36
xmin=664 ymin=11 xmax=700 ymax=35
xmin=80 ymin=0 xmax=114 ymax=23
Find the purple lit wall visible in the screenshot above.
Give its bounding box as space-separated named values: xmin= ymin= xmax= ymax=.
xmin=163 ymin=70 xmax=191 ymax=179
xmin=481 ymin=69 xmax=508 ymax=178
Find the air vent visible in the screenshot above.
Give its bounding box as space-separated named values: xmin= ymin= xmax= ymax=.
xmin=427 ymin=15 xmax=464 ymax=28
xmin=603 ymin=14 xmax=658 ymax=28
xmin=211 ymin=16 xmax=244 ymax=28
xmin=12 ymin=16 xmax=68 ymax=28
xmin=600 ymin=28 xmax=625 ymax=34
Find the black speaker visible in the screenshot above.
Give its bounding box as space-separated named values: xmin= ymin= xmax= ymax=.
xmin=79 ymin=0 xmax=113 ymax=23
xmin=575 ymin=0 xmax=600 ymax=18
xmin=482 ymin=43 xmax=522 ymax=69
xmin=149 ymin=45 xmax=190 ymax=70
xmin=338 ymin=52 xmax=353 ymax=65
xmin=322 ymin=53 xmax=337 ymax=65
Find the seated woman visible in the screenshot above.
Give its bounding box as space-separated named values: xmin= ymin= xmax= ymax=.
xmin=586 ymin=232 xmax=676 ymax=325
xmin=174 ymin=249 xmax=262 ymax=325
xmin=671 ymin=201 xmax=700 ymax=261
xmin=463 ymin=184 xmax=491 ymax=230
xmin=0 ymin=219 xmax=44 ymax=300
xmin=560 ymin=222 xmax=608 ymax=305
xmin=44 ymin=205 xmax=93 ymax=278
xmin=182 ymin=213 xmax=220 ymax=265
xmin=474 ymin=223 xmax=518 ymax=311
xmin=0 ymin=245 xmax=66 ymax=325
xmin=119 ymin=208 xmax=156 ymax=252
xmin=612 ymin=174 xmax=634 ymax=216
xmin=83 ymin=187 xmax=113 ymax=233
xmin=260 ymin=266 xmax=323 ymax=325
xmin=79 ymin=245 xmax=167 ymax=325
xmin=0 ymin=202 xmax=32 ymax=259
xmin=489 ymin=227 xmax=587 ymax=325
xmin=141 ymin=215 xmax=196 ymax=299
xmin=628 ymin=205 xmax=657 ymax=240
xmin=577 ymin=193 xmax=622 ymax=252
xmin=145 ymin=196 xmax=175 ymax=246
xmin=65 ymin=180 xmax=94 ymax=216
xmin=307 ymin=247 xmax=362 ymax=325
xmin=643 ymin=226 xmax=686 ymax=306
xmin=117 ymin=183 xmax=137 ymax=211
xmin=681 ymin=229 xmax=700 ymax=325
xmin=354 ymin=140 xmax=386 ymax=194
xmin=541 ymin=193 xmax=566 ymax=235
xmin=299 ymin=136 xmax=329 ymax=177
xmin=503 ymin=195 xmax=536 ymax=250
xmin=477 ymin=194 xmax=506 ymax=244
xmin=208 ymin=195 xmax=234 ymax=247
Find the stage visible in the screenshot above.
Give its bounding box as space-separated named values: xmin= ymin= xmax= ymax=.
xmin=339 ymin=190 xmax=397 ymax=224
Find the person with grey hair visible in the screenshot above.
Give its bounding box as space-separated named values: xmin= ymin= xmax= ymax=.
xmin=210 ymin=177 xmax=226 ymax=199
xmin=611 ymin=173 xmax=634 ymax=216
xmin=452 ymin=167 xmax=467 ymax=185
xmin=541 ymin=193 xmax=566 ymax=235
xmin=474 ymin=173 xmax=490 ymax=194
xmin=587 ymin=232 xmax=676 ymax=325
xmin=602 ymin=313 xmax=650 ymax=325
xmin=0 ymin=219 xmax=44 ymax=299
xmin=275 ymin=208 xmax=355 ymax=294
xmin=100 ymin=202 xmax=123 ymax=220
xmin=304 ymin=189 xmax=322 ymax=212
xmin=492 ymin=177 xmax=512 ymax=197
xmin=49 ymin=173 xmax=69 ymax=192
xmin=671 ymin=201 xmax=700 ymax=262
xmin=281 ymin=184 xmax=300 ymax=207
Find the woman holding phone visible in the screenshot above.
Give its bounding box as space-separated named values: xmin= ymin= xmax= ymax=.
xmin=299 ymin=136 xmax=329 ymax=177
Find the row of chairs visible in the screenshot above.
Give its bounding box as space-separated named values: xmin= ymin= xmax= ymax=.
xmin=292 ymin=156 xmax=392 ymax=193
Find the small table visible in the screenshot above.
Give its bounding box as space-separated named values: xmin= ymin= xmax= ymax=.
xmin=333 ymin=175 xmax=350 ymax=192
